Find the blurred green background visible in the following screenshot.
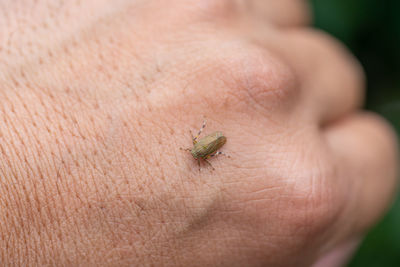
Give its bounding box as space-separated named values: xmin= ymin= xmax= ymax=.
xmin=311 ymin=0 xmax=400 ymax=266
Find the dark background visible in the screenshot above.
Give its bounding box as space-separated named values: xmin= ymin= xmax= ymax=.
xmin=311 ymin=0 xmax=400 ymax=266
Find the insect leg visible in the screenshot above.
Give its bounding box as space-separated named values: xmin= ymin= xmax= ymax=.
xmin=192 ymin=119 xmax=206 ymax=143
xmin=208 ymin=151 xmax=231 ymax=158
xmin=197 ymin=159 xmax=201 ymax=171
xmin=180 ymin=147 xmax=191 ymax=152
xmin=203 ymin=159 xmax=215 ymax=170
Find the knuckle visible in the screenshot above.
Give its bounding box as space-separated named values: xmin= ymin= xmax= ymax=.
xmin=248 ymin=0 xmax=311 ymax=27
xmin=281 ymin=162 xmax=343 ymax=239
xmin=358 ymin=113 xmax=398 ymax=148
xmin=353 ymin=112 xmax=399 ymax=171
xmin=194 ymin=44 xmax=299 ymax=113
xmin=233 ymin=49 xmax=299 ymax=112
xmin=188 ymin=0 xmax=239 ymax=20
xmin=291 ymin=29 xmax=365 ymax=104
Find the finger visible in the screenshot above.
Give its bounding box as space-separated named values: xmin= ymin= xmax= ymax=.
xmin=325 ymin=113 xmax=398 ymax=238
xmin=244 ymin=0 xmax=311 ymax=27
xmin=313 ymin=239 xmax=361 ymax=267
xmin=276 ymin=29 xmax=365 ymax=124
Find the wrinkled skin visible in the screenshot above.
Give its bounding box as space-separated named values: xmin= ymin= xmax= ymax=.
xmin=0 ymin=0 xmax=397 ymax=266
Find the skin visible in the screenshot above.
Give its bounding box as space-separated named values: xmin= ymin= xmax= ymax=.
xmin=0 ymin=0 xmax=398 ymax=266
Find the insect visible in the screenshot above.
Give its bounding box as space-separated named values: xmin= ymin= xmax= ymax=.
xmin=181 ymin=119 xmax=229 ymax=170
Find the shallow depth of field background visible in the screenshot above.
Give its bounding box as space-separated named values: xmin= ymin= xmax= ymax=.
xmin=311 ymin=0 xmax=400 ymax=266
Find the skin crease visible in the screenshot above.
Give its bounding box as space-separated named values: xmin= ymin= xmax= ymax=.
xmin=0 ymin=0 xmax=398 ymax=266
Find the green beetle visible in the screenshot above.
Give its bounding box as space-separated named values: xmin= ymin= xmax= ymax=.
xmin=181 ymin=120 xmax=229 ymax=170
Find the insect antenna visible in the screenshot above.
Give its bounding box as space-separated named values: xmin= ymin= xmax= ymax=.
xmin=192 ymin=119 xmax=206 ymax=143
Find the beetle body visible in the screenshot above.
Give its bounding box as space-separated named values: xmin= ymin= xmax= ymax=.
xmin=191 ymin=131 xmax=226 ymax=159
xmin=181 ymin=119 xmax=229 ymax=170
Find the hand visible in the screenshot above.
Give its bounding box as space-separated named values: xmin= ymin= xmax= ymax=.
xmin=0 ymin=0 xmax=397 ymax=266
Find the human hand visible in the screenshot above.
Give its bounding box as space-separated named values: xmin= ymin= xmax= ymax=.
xmin=0 ymin=0 xmax=397 ymax=266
